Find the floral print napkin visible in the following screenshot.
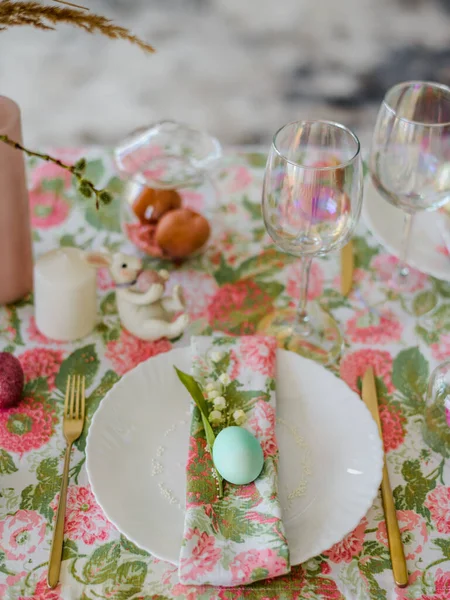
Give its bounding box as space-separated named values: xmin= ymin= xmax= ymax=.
xmin=178 ymin=335 xmax=290 ymax=587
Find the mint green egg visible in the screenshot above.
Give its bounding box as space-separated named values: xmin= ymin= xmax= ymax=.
xmin=212 ymin=426 xmax=264 ymax=485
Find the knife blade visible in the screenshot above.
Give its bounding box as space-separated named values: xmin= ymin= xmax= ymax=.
xmin=341 ymin=240 xmax=354 ymax=296
xmin=362 ymin=367 xmax=408 ymax=588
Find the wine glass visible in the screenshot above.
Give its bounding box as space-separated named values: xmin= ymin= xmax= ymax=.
xmin=423 ymin=359 xmax=450 ymax=458
xmin=369 ymin=81 xmax=450 ymax=288
xmin=260 ymin=120 xmax=363 ymax=364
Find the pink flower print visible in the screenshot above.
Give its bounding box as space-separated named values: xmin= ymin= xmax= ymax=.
xmin=180 ymin=189 xmax=205 ymax=212
xmin=165 ymin=270 xmax=218 ymax=320
xmin=346 ymin=308 xmax=403 ymax=345
xmin=340 ymin=349 xmax=394 ymax=394
xmin=324 ymin=517 xmax=367 ymax=563
xmin=239 ymin=335 xmax=277 ymax=377
xmin=179 ymin=528 xmax=221 ymax=580
xmin=172 ymin=583 xmax=211 ymax=600
xmin=0 ymin=572 xmax=27 ymax=599
xmin=431 ymin=333 xmax=450 ymax=362
xmin=424 ymin=486 xmax=450 ymax=534
xmin=105 ymin=329 xmax=171 ymax=375
xmin=248 ymin=399 xmax=278 ymax=458
xmin=379 ymin=404 xmax=406 ymax=452
xmin=206 ymin=280 xmax=274 ymax=335
xmin=230 ymin=349 xmax=240 ymax=380
xmin=395 ymin=570 xmax=422 ymax=600
xmin=50 ymin=486 xmax=113 ymax=545
xmin=225 ymin=165 xmax=253 ymax=193
xmin=18 ymin=348 xmax=64 ymax=390
xmin=124 ymin=222 xmax=163 ymax=257
xmin=97 ymin=267 xmax=115 ymax=291
xmin=0 ymin=510 xmax=46 ymax=560
xmin=20 ymin=575 xmax=62 ymax=600
xmin=286 ymin=261 xmax=324 ymax=303
xmin=376 ymin=510 xmax=428 ymax=561
xmin=29 ymin=190 xmax=69 ymax=229
xmin=229 ymin=548 xmax=288 ymax=584
xmin=0 ymin=396 xmax=55 ymax=454
xmin=371 ymin=254 xmax=428 ymax=292
xmin=430 ymin=569 xmax=450 ymax=600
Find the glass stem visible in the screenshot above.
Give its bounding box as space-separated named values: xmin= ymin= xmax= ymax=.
xmin=296 ymin=257 xmax=313 ymax=336
xmin=397 ymin=213 xmax=413 ymax=279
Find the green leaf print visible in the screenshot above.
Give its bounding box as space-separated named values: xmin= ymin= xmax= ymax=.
xmin=23 ymin=377 xmax=49 ymax=401
xmin=413 ymin=291 xmax=437 ymax=316
xmin=83 ymin=159 xmax=105 ymax=186
xmin=62 ymin=539 xmax=79 ymax=560
xmin=415 ymin=324 xmax=440 ymax=346
xmin=432 ymin=277 xmax=450 ymax=298
xmin=85 ymin=194 xmax=121 ymax=232
xmin=75 ymin=370 xmax=120 ymax=452
xmin=55 ymin=344 xmax=100 ymax=393
xmin=236 ymin=249 xmax=294 ymax=280
xmin=20 ymin=484 xmax=34 ymax=510
xmin=105 ymin=560 xmax=148 ymax=600
xmin=213 ymin=256 xmax=239 ymax=285
xmin=398 ymin=459 xmax=436 ymax=520
xmin=353 ymin=235 xmax=379 ymax=270
xmin=358 ymin=562 xmax=387 ymax=600
xmin=257 ymin=280 xmax=284 ymax=299
xmin=23 ymin=457 xmax=62 ymax=521
xmin=0 ymin=449 xmax=18 ymax=474
xmin=435 ymin=538 xmax=450 ymax=559
xmin=245 ymin=152 xmax=267 ymax=168
xmin=242 ymin=195 xmax=262 ymax=220
xmin=82 ymin=541 xmax=121 ymax=584
xmin=217 ymin=505 xmax=260 ymax=543
xmin=392 ymin=347 xmax=428 ymax=401
xmin=100 ymin=292 xmax=118 ymax=315
xmin=120 ymin=535 xmax=150 ymax=557
xmin=430 ymin=304 xmax=450 ymax=333
xmin=320 ymin=288 xmax=351 ymax=311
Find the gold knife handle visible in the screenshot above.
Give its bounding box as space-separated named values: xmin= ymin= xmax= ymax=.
xmin=47 ymin=443 xmax=72 ymax=589
xmin=380 ymin=464 xmax=408 ymax=588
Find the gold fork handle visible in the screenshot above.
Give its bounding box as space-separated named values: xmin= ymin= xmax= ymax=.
xmin=380 ymin=464 xmax=408 ymax=588
xmin=48 ymin=443 xmax=72 ymax=589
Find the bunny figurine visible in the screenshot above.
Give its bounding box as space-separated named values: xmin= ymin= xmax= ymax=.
xmin=86 ymin=251 xmax=189 ymax=341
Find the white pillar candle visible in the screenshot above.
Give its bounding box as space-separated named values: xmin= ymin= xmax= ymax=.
xmin=34 ymin=247 xmax=97 ymax=341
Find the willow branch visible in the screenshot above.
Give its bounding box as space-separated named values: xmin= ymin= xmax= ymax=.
xmin=0 ymin=134 xmax=112 ymax=209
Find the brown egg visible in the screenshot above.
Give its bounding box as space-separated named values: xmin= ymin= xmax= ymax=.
xmin=155 ymin=208 xmax=211 ymax=258
xmin=132 ymin=187 xmax=182 ymax=223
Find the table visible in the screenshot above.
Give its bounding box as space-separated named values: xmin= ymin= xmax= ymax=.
xmin=0 ymin=148 xmax=449 ymax=600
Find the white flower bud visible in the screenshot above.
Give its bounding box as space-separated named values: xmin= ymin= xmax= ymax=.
xmin=208 ymin=389 xmax=220 ymax=400
xmin=210 ymin=351 xmax=224 ymax=363
xmin=233 ymin=410 xmax=246 ymax=425
xmin=219 ymin=373 xmax=231 ymax=386
xmin=209 ymin=410 xmax=223 ymax=424
xmin=213 ymin=396 xmax=226 ymax=410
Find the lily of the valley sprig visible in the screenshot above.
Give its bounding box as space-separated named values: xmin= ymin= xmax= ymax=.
xmin=175 ymin=353 xmax=247 ymax=499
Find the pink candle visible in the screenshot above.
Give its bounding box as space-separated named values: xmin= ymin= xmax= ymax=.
xmin=0 ymin=96 xmax=33 ymax=304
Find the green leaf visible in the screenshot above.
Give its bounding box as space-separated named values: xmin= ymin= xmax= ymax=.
xmin=236 ymin=249 xmax=295 ymax=280
xmin=242 ymin=195 xmax=262 ymax=220
xmin=362 ymin=540 xmax=390 ymax=559
xmin=0 ymin=449 xmax=17 ymax=475
xmin=401 ymin=459 xmax=436 ymax=519
xmin=430 ymin=304 xmax=450 ymax=333
xmin=55 ymin=344 xmax=99 ymax=393
xmin=174 ymin=368 xmax=223 ymax=496
xmin=422 ymin=406 xmax=450 ymax=459
xmin=392 ymin=347 xmax=429 ymax=400
xmin=120 ymin=535 xmax=149 ymax=557
xmin=82 ymin=542 xmax=121 ymax=584
xmin=83 ymin=159 xmax=105 ymax=186
xmin=320 ymin=288 xmax=351 ymax=311
xmin=33 ymin=457 xmax=61 ymax=520
xmin=353 ymin=235 xmax=379 ymax=269
xmin=218 ymin=505 xmax=259 ymax=543
xmin=432 ymin=277 xmax=450 ymax=298
xmin=415 ymin=324 xmax=440 ymax=345
xmin=434 ymin=538 xmax=450 ymax=559
xmin=85 ymin=194 xmax=121 ymax=233
xmin=413 ymin=291 xmax=437 ymax=316
xmin=106 ymin=561 xmax=147 ymax=600
xmin=62 ymin=539 xmax=79 ymax=560
xmin=41 ymin=178 xmax=65 ymax=194
xmin=252 ymin=227 xmax=266 ymax=242
xmin=75 ymin=370 xmax=120 ymax=452
xmin=60 ymin=234 xmax=77 ymax=247
xmin=245 ymin=152 xmax=267 ymax=168
xmin=213 ymin=256 xmax=238 ymax=285
xmin=105 ymin=176 xmax=125 ymax=195
xmin=359 ymin=563 xmax=387 ymax=600
xmin=100 ymin=292 xmax=117 ymax=315
xmin=20 ymin=484 xmax=34 ymax=510
xmin=23 ymin=377 xmax=49 ymax=400
xmin=257 ymin=280 xmax=284 ymax=299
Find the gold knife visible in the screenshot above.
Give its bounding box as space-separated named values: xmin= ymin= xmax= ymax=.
xmin=341 ymin=240 xmax=354 ymax=296
xmin=362 ymin=367 xmax=408 ymax=588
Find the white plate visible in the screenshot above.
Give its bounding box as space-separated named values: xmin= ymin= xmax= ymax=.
xmin=363 ymin=178 xmax=450 ymax=281
xmin=86 ymin=348 xmax=382 ymax=566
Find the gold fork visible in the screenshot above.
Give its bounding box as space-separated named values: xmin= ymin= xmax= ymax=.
xmin=48 ymin=375 xmax=85 ymax=589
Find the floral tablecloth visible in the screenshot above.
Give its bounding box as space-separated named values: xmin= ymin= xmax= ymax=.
xmin=0 ymin=148 xmax=449 ymax=600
